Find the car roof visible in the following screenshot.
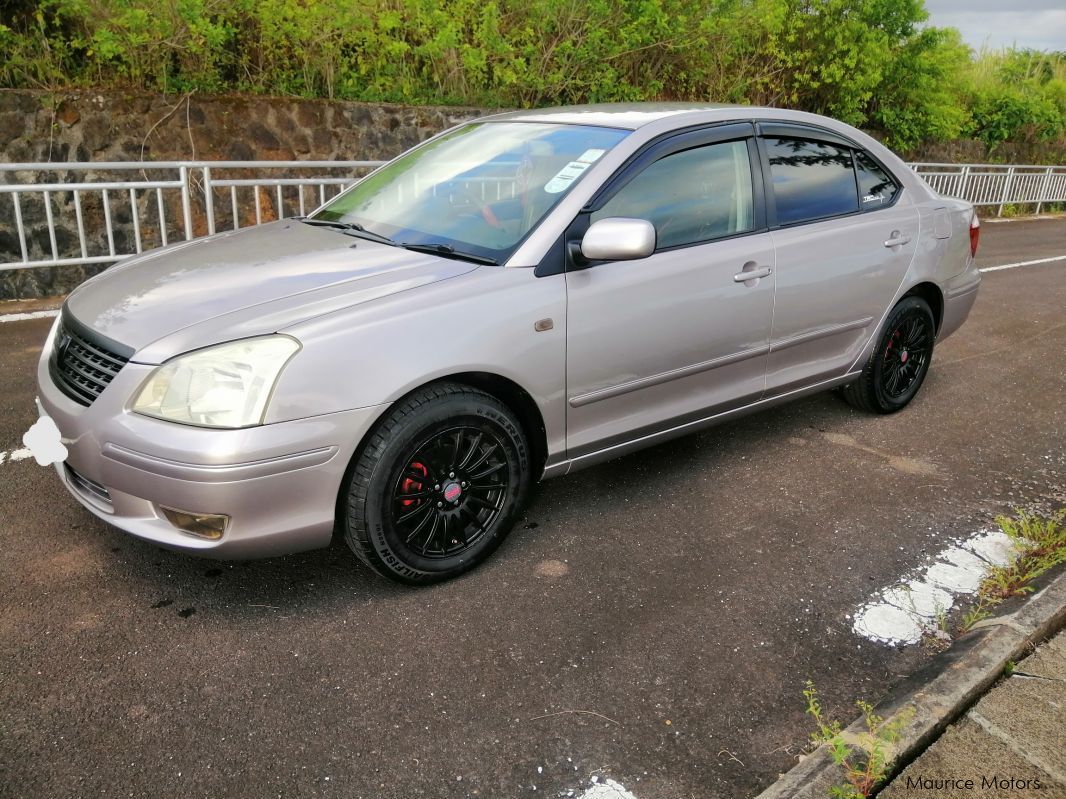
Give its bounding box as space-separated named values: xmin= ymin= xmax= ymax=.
xmin=479 ymin=103 xmax=762 ymax=130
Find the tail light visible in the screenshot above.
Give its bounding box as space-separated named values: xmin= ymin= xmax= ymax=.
xmin=969 ymin=212 xmax=980 ymax=258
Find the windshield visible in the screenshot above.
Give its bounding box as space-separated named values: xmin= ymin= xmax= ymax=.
xmin=312 ymin=122 xmax=629 ymax=263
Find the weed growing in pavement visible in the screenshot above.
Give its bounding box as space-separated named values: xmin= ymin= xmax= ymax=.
xmin=959 ymin=603 xmax=993 ymax=631
xmin=957 ymin=509 xmax=1066 ymax=633
xmin=921 ymin=605 xmax=955 ymax=651
xmin=933 ymin=603 xmax=950 ymax=634
xmin=916 ymin=597 xmax=952 ymax=652
xmin=803 ymin=682 xmax=913 ymax=798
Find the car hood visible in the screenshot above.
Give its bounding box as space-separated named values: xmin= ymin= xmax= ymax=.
xmin=65 ymin=221 xmax=477 ymax=363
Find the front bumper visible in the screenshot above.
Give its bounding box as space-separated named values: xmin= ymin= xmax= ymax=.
xmin=37 ymin=337 xmax=387 ymax=558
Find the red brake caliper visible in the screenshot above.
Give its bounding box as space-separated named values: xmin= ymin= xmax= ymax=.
xmin=400 ymin=462 xmax=428 ymax=506
xmin=885 ymin=328 xmax=900 ymax=360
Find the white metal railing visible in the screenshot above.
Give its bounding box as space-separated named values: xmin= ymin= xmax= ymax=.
xmin=0 ymin=160 xmax=383 ymax=272
xmin=2 ymin=159 xmax=1065 ymax=272
xmin=909 ymin=163 xmax=1066 ymax=216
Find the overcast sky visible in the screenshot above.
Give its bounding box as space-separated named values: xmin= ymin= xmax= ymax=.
xmin=924 ymin=0 xmax=1066 ymax=52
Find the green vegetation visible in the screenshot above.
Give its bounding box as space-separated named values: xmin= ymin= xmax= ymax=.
xmin=966 ymin=49 xmax=1066 ymax=153
xmin=804 ymin=681 xmax=913 ymax=798
xmin=959 ymin=509 xmax=1066 ymax=632
xmin=1 ymin=0 xmax=1064 ymax=155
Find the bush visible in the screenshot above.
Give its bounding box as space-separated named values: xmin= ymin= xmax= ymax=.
xmin=965 ymin=49 xmax=1066 ymax=150
xmin=0 ymin=0 xmax=1063 ymax=157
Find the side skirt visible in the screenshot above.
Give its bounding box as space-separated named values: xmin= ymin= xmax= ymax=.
xmin=540 ymin=371 xmax=862 ymax=479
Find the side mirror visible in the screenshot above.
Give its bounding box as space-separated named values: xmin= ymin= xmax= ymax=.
xmin=580 ymin=217 xmax=656 ymax=262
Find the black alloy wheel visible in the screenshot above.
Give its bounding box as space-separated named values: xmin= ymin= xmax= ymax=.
xmin=879 ymin=314 xmax=931 ymax=401
xmin=842 ymin=296 xmax=936 ymax=414
xmin=343 ymin=382 xmax=531 ymax=584
xmin=390 ymin=426 xmax=509 ymax=559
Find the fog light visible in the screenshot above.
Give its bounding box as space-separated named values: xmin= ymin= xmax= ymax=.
xmin=159 ymin=506 xmax=229 ymax=540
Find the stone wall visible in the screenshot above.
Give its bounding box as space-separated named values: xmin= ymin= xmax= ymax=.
xmin=0 ymin=89 xmax=491 ymax=299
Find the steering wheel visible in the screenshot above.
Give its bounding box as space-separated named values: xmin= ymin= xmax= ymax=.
xmin=448 ymin=183 xmax=502 ymax=229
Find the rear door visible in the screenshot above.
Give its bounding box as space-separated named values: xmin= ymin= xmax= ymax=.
xmin=757 ymin=125 xmax=919 ymax=395
xmin=564 ymin=126 xmax=776 ymax=461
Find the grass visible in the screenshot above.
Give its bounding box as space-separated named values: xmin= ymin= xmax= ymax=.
xmin=803 ymin=682 xmax=913 ymax=799
xmin=920 ymin=600 xmax=954 ymax=653
xmin=957 ymin=509 xmax=1066 ymax=633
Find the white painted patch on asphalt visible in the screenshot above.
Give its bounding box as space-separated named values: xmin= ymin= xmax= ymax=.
xmin=881 ymin=581 xmax=954 ymax=617
xmin=852 ymin=529 xmax=1018 ymax=645
xmin=0 ymin=309 xmax=60 ymax=323
xmin=979 ymin=254 xmax=1066 ymax=273
xmin=962 ymin=530 xmax=1017 ymax=565
xmin=576 ymin=778 xmax=638 ymax=799
xmin=854 ymin=604 xmax=926 ymax=645
xmin=0 ymin=448 xmax=35 ymax=464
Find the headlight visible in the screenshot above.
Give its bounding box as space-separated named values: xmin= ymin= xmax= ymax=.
xmin=132 ymin=336 xmax=300 ymax=428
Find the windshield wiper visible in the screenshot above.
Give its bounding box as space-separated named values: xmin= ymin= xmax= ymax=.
xmin=298 ymin=217 xmax=396 ymax=246
xmin=401 ymin=242 xmax=498 ymax=266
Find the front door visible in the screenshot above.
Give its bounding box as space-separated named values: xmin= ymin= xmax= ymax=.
xmin=564 ymin=136 xmax=776 ymax=461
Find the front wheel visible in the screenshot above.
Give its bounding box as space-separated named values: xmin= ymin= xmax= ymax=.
xmin=343 ymin=382 xmax=531 ymax=584
xmin=842 ymin=296 xmax=935 ymax=414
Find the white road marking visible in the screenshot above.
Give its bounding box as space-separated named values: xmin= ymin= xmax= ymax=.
xmin=852 ymin=530 xmax=1018 ymax=645
xmin=0 ymin=309 xmax=59 ymax=323
xmin=0 ymin=448 xmax=35 ymax=465
xmin=980 ymin=254 xmax=1066 ymax=272
xmin=985 ymin=215 xmax=1066 ymax=223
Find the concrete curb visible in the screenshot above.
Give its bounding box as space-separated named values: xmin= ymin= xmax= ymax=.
xmin=754 ymin=569 xmax=1066 ymax=799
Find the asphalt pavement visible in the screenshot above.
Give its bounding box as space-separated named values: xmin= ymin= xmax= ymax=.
xmin=1 ymin=217 xmax=1064 ymax=799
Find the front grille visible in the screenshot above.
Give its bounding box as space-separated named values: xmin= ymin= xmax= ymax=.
xmin=50 ymin=321 xmax=130 ymax=406
xmin=64 ymin=464 xmax=114 ymax=510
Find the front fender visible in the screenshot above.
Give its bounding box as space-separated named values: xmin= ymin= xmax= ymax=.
xmin=269 ymin=266 xmax=567 ymax=461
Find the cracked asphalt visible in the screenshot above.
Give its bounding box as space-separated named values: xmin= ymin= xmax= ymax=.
xmin=1 ymin=217 xmax=1064 ymax=799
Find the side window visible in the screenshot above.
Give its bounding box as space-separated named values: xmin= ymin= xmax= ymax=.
xmin=593 ymin=140 xmax=754 ymax=249
xmin=765 ymin=137 xmax=858 ymax=225
xmin=855 ymin=150 xmax=900 ymax=210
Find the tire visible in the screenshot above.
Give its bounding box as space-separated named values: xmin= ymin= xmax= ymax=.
xmin=343 ymin=382 xmax=532 ymax=584
xmin=842 ymin=296 xmax=936 ymax=414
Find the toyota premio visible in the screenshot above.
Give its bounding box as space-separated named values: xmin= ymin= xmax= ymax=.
xmin=37 ymin=104 xmax=981 ymax=583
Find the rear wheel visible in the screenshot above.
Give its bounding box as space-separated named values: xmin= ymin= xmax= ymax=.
xmin=842 ymin=296 xmax=935 ymax=414
xmin=343 ymin=382 xmax=531 ymax=584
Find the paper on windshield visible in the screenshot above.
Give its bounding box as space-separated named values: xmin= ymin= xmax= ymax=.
xmin=544 ymin=148 xmax=607 ymax=194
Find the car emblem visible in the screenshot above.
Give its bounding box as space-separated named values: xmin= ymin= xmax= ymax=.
xmin=56 ymin=331 xmax=73 ymax=361
xmin=443 ymin=482 xmax=462 ymax=503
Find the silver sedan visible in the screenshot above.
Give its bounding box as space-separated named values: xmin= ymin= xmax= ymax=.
xmin=36 ymin=103 xmax=981 ymax=582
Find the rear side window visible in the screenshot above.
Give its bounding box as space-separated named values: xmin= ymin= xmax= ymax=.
xmin=593 ymin=139 xmax=754 ymax=249
xmin=765 ymin=137 xmax=858 ymax=225
xmin=855 ymin=150 xmax=900 ymax=210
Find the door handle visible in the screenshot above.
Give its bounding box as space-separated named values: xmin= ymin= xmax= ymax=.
xmin=884 ymin=232 xmax=912 ymax=248
xmin=733 ymin=265 xmax=773 ymax=283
